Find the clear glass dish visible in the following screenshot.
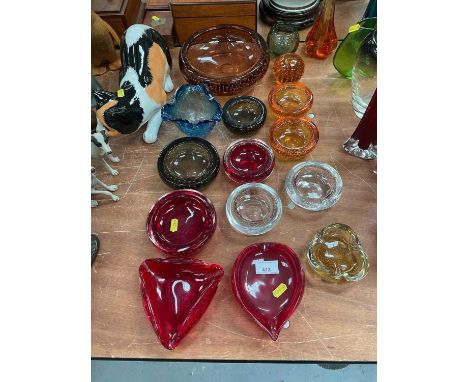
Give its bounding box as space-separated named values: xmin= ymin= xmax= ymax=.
xmin=305 ymin=223 xmax=369 ymax=282
xmin=161 ymin=84 xmax=222 ymax=137
xmin=146 ymin=189 xmax=217 ymax=256
xmin=157 ymin=137 xmax=220 ymax=189
xmin=179 ymin=25 xmax=270 ymax=96
xmin=268 ymin=82 xmax=313 ymax=118
xmin=226 ymin=183 xmax=282 ymax=235
xmin=222 ymin=96 xmax=267 ymax=134
xmin=269 ymin=117 xmax=319 ymax=159
xmin=285 ymin=161 xmax=342 ymax=211
xmin=223 ymin=139 xmax=275 ymax=184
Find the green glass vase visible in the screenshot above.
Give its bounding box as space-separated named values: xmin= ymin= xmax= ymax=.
xmin=333 ymin=17 xmax=377 ymax=78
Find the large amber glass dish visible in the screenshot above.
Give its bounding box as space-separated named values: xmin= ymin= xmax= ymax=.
xmin=179 ymin=25 xmax=270 ymax=96
xmin=269 ymin=117 xmax=319 ymax=159
xmin=268 ymin=82 xmax=313 ymax=118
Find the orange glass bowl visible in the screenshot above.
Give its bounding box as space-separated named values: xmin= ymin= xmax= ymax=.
xmin=179 ymin=25 xmax=270 ymax=96
xmin=269 ymin=117 xmax=319 ymax=159
xmin=268 ymin=82 xmax=313 ymax=118
xmin=273 ymin=53 xmax=305 ymax=84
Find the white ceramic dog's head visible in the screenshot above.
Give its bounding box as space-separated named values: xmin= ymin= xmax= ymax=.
xmin=91 ymin=130 xmax=112 ymax=156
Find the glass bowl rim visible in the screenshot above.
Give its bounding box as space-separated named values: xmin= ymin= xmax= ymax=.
xmin=223 ymin=138 xmax=275 ymax=183
xmin=157 ymin=136 xmax=220 ymax=189
xmin=285 ymin=161 xmax=343 ymax=211
xmin=225 ymin=182 xmax=283 ymax=235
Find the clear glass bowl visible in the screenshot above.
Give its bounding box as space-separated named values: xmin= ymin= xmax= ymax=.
xmin=223 ymin=139 xmax=275 ymax=184
xmin=161 ymin=84 xmax=222 ymax=137
xmin=146 ymin=189 xmax=217 ymax=256
xmin=226 ymin=183 xmax=282 ymax=235
xmin=179 ymin=25 xmax=270 ymax=96
xmin=222 ymin=96 xmax=267 ymax=134
xmin=305 ymin=223 xmax=369 ymax=282
xmin=158 ymin=137 xmax=220 ymax=189
xmin=269 ymin=117 xmax=319 ymax=159
xmin=268 ymin=82 xmax=313 ymax=118
xmin=273 ymin=53 xmax=305 ymax=83
xmin=285 ymin=161 xmax=342 ymax=211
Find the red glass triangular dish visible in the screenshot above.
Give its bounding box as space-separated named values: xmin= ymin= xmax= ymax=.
xmin=231 ymin=242 xmax=305 ymax=340
xmin=139 ymin=258 xmax=224 ymax=350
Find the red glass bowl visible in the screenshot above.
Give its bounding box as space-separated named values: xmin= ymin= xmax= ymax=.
xmin=231 ymin=242 xmax=305 ymax=340
xmin=223 ymin=139 xmax=275 ymax=183
xmin=146 ymin=190 xmax=217 ymax=256
xmin=179 ymin=25 xmax=270 ymax=95
xmin=139 ymin=257 xmax=224 ymax=350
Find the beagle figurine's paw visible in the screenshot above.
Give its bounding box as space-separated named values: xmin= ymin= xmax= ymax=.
xmin=107 ymin=185 xmax=118 ymax=192
xmin=91 ymin=200 xmax=99 ymax=208
xmin=109 ymin=168 xmax=119 ymax=176
xmin=111 ymin=195 xmax=120 ymax=202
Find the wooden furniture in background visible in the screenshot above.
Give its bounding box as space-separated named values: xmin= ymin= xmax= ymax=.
xmin=92 ymin=0 xmax=143 ymax=38
xmin=170 ymin=0 xmax=257 ymax=45
xmin=142 ymin=1 xmax=176 ymax=47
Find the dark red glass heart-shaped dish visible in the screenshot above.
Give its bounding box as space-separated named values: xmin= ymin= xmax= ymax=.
xmin=231 ymin=242 xmax=305 ymax=340
xmin=139 ymin=257 xmax=224 ymax=350
xmin=146 ymin=190 xmax=217 ymax=256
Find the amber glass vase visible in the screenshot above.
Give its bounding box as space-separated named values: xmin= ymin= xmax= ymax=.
xmin=304 ymin=0 xmax=337 ymax=59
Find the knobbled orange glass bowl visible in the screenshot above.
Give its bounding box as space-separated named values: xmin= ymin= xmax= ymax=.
xmin=268 ymin=82 xmax=313 ymax=118
xmin=179 ymin=25 xmax=270 ymax=96
xmin=269 ymin=117 xmax=319 ymax=159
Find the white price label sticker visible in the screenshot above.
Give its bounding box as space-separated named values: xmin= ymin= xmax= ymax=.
xmin=255 ymin=260 xmax=279 ymax=275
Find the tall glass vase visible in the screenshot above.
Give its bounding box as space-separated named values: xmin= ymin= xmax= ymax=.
xmin=304 ymin=0 xmax=337 ymax=59
xmin=343 ymin=89 xmax=377 ymax=160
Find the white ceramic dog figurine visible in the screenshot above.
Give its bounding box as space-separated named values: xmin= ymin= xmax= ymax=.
xmin=91 ymin=129 xmax=120 ymax=175
xmin=93 ymin=25 xmax=173 ymax=144
xmin=91 ymin=167 xmax=119 ymax=208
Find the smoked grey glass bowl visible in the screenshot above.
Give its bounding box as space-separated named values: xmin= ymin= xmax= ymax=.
xmin=226 ymin=183 xmax=282 ymax=235
xmin=222 ymin=96 xmax=267 ymax=134
xmin=285 ymin=161 xmax=342 ymax=211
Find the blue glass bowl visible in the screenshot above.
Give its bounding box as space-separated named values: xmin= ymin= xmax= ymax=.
xmin=161 ymin=84 xmax=222 ymax=137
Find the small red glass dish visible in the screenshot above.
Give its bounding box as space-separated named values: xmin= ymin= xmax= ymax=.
xmin=223 ymin=139 xmax=275 ymax=183
xmin=139 ymin=257 xmax=224 ymax=350
xmin=231 ymin=242 xmax=305 ymax=340
xmin=146 ymin=190 xmax=217 ymax=256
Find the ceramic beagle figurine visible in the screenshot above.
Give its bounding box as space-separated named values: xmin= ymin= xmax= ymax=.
xmin=93 ymin=25 xmax=173 ymax=144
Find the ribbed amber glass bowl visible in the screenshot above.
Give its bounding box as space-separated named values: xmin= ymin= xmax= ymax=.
xmin=269 ymin=117 xmax=319 ymax=159
xmin=268 ymin=82 xmax=313 ymax=118
xmin=179 ymin=25 xmax=270 ymax=96
xmin=273 ymin=53 xmax=305 ymax=83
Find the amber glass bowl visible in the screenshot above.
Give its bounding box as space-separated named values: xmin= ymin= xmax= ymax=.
xmin=268 ymin=82 xmax=313 ymax=118
xmin=273 ymin=53 xmax=305 ymax=83
xmin=269 ymin=117 xmax=319 ymax=159
xmin=179 ymin=25 xmax=270 ymax=96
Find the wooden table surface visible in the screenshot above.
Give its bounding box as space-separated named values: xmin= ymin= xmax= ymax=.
xmin=92 ymin=0 xmax=376 ymax=361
